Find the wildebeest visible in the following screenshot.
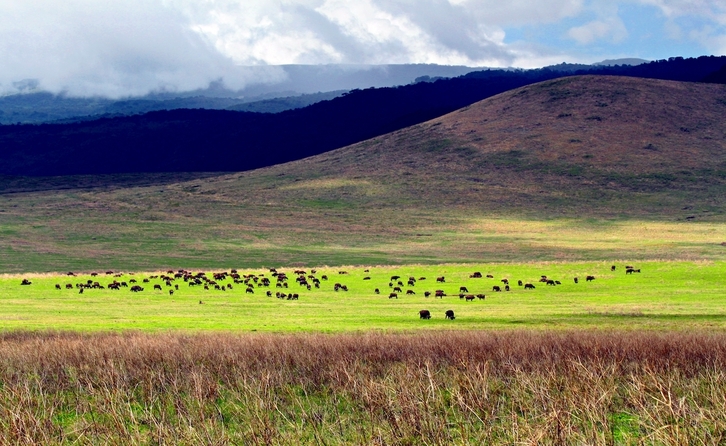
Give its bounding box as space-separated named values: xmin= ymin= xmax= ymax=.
xmin=389 ymin=293 xmax=398 ymax=299
xmin=460 ymin=286 xmax=468 ymax=293
xmin=464 ymin=294 xmax=475 ymax=302
xmin=406 ymin=290 xmax=415 ymax=295
xmin=154 ymin=284 xmax=162 ymax=291
xmin=391 ymin=275 xmax=401 ymax=281
xmin=246 ymin=287 xmax=254 ymax=293
xmin=66 ymin=284 xmax=73 ymax=289
xmin=546 ymin=280 xmax=556 ymax=286
xmin=435 ymin=290 xmax=445 ymax=298
xmin=477 ymin=294 xmax=486 ymax=300
xmin=130 ymin=285 xmax=143 ymax=292
xmin=393 ymin=286 xmax=403 ymax=293
xmin=492 ymin=286 xmax=501 ymax=292
xmin=436 ymin=276 xmax=445 ymax=283
xmin=586 ymin=275 xmax=595 ymax=282
xmin=419 ymin=310 xmax=431 ymax=319
xmin=524 ymin=283 xmax=535 ymax=290
xmin=445 ymin=310 xmax=455 ymax=320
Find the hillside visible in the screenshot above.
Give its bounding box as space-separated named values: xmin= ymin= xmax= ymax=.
xmin=1 ymin=76 xmax=725 ymax=271
xmin=1 ymin=56 xmax=724 ymax=177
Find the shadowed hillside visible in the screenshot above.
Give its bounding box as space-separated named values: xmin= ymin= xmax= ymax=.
xmin=1 ymin=76 xmax=725 ymax=271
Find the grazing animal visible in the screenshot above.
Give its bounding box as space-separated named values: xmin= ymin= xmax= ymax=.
xmin=20 ymin=279 xmax=31 ymax=285
xmin=465 ymin=294 xmax=475 ymax=302
xmin=459 ymin=286 xmax=468 ymax=293
xmin=501 ymin=279 xmax=509 ymax=284
xmin=169 ymin=290 xmax=174 ymax=295
xmin=586 ymin=275 xmax=595 ymax=282
xmin=524 ymin=283 xmax=535 ymax=290
xmin=505 ymin=285 xmax=510 ymax=291
xmin=470 ymin=272 xmax=482 ymax=278
xmin=435 ymin=290 xmax=445 ymax=298
xmin=154 ymin=284 xmax=162 ymax=291
xmin=546 ymin=280 xmax=556 ymax=286
xmin=424 ymin=291 xmax=431 ymax=297
xmin=65 ymin=284 xmax=73 ymax=289
xmin=393 ymin=286 xmax=403 ymax=293
xmin=518 ymin=280 xmax=523 ymax=286
xmin=364 ymin=277 xmax=371 ymax=280
xmin=389 ymin=293 xmax=398 ymax=299
xmin=611 ymin=265 xmax=616 ymax=271
xmin=79 ymin=288 xmax=83 ymax=294
xmin=476 ymin=294 xmax=486 ymax=300
xmin=406 ymin=290 xmax=415 ymax=295
xmin=445 ymin=310 xmax=455 ymax=320
xmin=55 ymin=284 xmax=61 ymax=290
xmin=266 ymin=291 xmax=272 ymax=297
xmin=374 ymin=288 xmax=380 ymax=294
xmin=391 ymin=275 xmax=401 ymax=281
xmin=436 ymin=276 xmax=445 ymax=283
xmin=486 ymin=274 xmax=494 ymax=278
xmin=246 ymin=287 xmax=254 ymax=294
xmin=574 ymin=277 xmax=579 ymax=283
xmin=199 ymin=300 xmax=203 ymax=304
xmin=419 ymin=310 xmax=431 ymax=319
xmin=492 ymin=285 xmax=501 ymax=292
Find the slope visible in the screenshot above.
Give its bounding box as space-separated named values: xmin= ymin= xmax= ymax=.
xmin=1 ymin=76 xmax=725 ymax=271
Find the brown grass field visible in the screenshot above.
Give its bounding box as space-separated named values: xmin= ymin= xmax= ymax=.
xmin=1 ymin=330 xmax=725 ymax=444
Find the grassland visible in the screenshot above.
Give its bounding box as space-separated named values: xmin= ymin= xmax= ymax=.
xmin=1 ymin=261 xmax=724 ymax=332
xmin=1 ymin=330 xmax=726 ymax=444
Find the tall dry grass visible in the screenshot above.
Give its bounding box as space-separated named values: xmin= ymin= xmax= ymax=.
xmin=0 ymin=330 xmax=725 ymax=444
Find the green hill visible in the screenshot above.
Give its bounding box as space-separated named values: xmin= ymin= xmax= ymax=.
xmin=2 ymin=76 xmax=725 ymax=272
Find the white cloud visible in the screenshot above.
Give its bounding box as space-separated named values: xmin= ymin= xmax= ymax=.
xmin=568 ymin=17 xmax=628 ymax=44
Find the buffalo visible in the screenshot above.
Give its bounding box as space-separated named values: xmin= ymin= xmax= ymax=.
xmin=492 ymin=286 xmax=501 ymax=292
xmin=445 ymin=310 xmax=455 ymax=320
xmin=586 ymin=275 xmax=595 ymax=282
xmin=389 ymin=293 xmax=398 ymax=299
xmin=459 ymin=286 xmax=468 ymax=293
xmin=419 ymin=310 xmax=431 ymax=319
xmin=464 ymin=294 xmax=475 ymax=302
xmin=436 ymin=276 xmax=445 ymax=283
xmin=524 ymin=283 xmax=535 ymax=290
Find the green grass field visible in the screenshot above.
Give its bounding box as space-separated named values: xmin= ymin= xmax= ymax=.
xmin=2 ymin=261 xmax=725 ymax=332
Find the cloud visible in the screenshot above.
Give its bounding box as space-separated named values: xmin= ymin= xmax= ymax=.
xmin=568 ymin=17 xmax=628 ymax=44
xmin=0 ymin=0 xmax=284 ymax=97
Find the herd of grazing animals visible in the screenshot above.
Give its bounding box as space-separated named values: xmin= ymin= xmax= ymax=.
xmin=14 ymin=264 xmax=641 ymax=320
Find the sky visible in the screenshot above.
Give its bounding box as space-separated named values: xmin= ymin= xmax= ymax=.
xmin=0 ymin=0 xmax=724 ymax=97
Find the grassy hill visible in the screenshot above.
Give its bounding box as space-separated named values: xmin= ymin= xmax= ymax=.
xmin=1 ymin=76 xmax=725 ymax=272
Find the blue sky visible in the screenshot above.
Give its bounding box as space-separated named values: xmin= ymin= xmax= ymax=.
xmin=0 ymin=0 xmax=724 ymax=96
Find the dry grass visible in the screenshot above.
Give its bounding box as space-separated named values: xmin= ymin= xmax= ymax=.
xmin=1 ymin=330 xmax=726 ymax=444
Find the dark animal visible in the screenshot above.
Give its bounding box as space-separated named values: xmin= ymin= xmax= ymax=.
xmin=154 ymin=284 xmax=162 ymax=291
xmin=492 ymin=286 xmax=501 ymax=292
xmin=424 ymin=291 xmax=431 ymax=297
xmin=501 ymin=279 xmax=509 ymax=284
xmin=436 ymin=276 xmax=445 ymax=283
xmin=470 ymin=272 xmax=482 ymax=278
xmin=465 ymin=294 xmax=475 ymax=302
xmin=486 ymin=274 xmax=494 ymax=278
xmin=406 ymin=290 xmax=415 ymax=295
xmin=65 ymin=284 xmax=73 ymax=289
xmin=266 ymin=291 xmax=272 ymax=296
xmin=374 ymin=288 xmax=380 ymax=294
xmin=524 ymin=283 xmax=535 ymax=290
xmin=20 ymin=279 xmax=31 ymax=285
xmin=419 ymin=310 xmax=431 ymax=319
xmin=574 ymin=277 xmax=579 ymax=283
xmin=79 ymin=288 xmax=83 ymax=294
xmin=393 ymin=286 xmax=403 ymax=293
xmin=459 ymin=286 xmax=468 ymax=293
xmin=611 ymin=265 xmax=616 ymax=271
xmin=391 ymin=275 xmax=401 ymax=281
xmin=435 ymin=290 xmax=445 ymax=298
xmin=586 ymin=275 xmax=595 ymax=282
xmin=505 ymin=285 xmax=510 ymax=291
xmin=546 ymin=280 xmax=556 ymax=286
xmin=445 ymin=310 xmax=455 ymax=320
xmin=476 ymin=294 xmax=486 ymax=300
xmin=55 ymin=284 xmax=61 ymax=290
xmin=169 ymin=290 xmax=174 ymax=295
xmin=389 ymin=293 xmax=398 ymax=299
xmin=518 ymin=280 xmax=523 ymax=286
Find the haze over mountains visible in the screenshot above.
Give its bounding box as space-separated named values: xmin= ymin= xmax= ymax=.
xmin=0 ymin=60 xmax=648 ymax=125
